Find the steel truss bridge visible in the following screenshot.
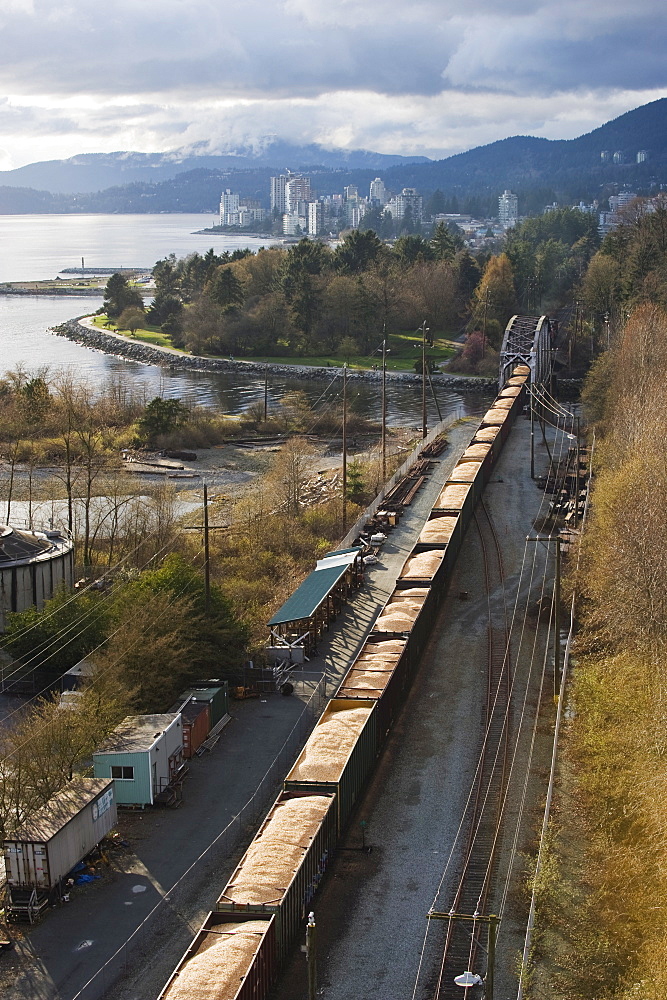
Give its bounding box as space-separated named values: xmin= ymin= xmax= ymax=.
xmin=499 ymin=314 xmax=553 ymax=388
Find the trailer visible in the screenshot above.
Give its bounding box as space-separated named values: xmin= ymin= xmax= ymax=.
xmin=3 ymin=778 xmax=116 ymax=921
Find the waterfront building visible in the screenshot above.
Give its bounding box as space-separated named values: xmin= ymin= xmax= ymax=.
xmin=600 ymin=150 xmax=611 ymax=164
xmin=307 ymin=201 xmax=324 ymax=236
xmin=637 ymin=149 xmax=649 ymax=163
xmin=219 ymin=189 xmax=240 ymax=226
xmin=498 ymin=190 xmax=518 ymax=229
xmin=283 ymin=212 xmax=306 ymax=235
xmin=270 ymin=175 xmax=288 ymax=214
xmin=286 ymin=175 xmax=311 ymax=214
xmin=613 ymin=150 xmax=624 ymax=164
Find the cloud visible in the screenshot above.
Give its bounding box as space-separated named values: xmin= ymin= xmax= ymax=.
xmin=0 ymin=0 xmax=666 ymax=167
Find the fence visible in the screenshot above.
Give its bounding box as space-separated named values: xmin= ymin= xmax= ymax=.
xmin=70 ymin=673 xmax=328 ymax=1000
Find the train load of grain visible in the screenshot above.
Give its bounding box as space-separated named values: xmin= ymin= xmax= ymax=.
xmin=399 ymin=550 xmax=445 ymax=580
xmin=163 ymin=919 xmax=271 ymax=1000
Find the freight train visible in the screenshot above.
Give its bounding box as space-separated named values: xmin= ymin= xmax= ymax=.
xmin=156 ymin=365 xmax=530 ymax=1000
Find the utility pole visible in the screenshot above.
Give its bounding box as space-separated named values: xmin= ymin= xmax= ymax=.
xmin=574 ymin=415 xmax=580 ymax=529
xmin=203 ymin=482 xmax=211 ymax=613
xmin=342 ymin=364 xmax=348 ymax=533
xmin=381 ymin=333 xmax=387 ymax=482
xmin=482 ymin=286 xmax=490 ymax=358
xmin=263 ymin=362 xmax=269 ymax=422
xmin=306 ymin=911 xmax=317 ymax=1000
xmin=421 ymin=320 xmax=429 ymax=439
xmin=530 ymin=387 xmax=535 ymax=480
xmin=427 ymin=911 xmax=499 ymax=999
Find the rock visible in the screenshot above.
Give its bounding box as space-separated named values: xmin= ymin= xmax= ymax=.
xmin=51 ymin=318 xmax=507 ymax=391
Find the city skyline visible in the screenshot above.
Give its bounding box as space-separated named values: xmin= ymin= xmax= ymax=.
xmin=0 ymin=1 xmax=666 ymax=171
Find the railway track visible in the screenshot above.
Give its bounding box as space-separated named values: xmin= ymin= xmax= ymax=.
xmin=432 ymin=499 xmax=511 ymax=999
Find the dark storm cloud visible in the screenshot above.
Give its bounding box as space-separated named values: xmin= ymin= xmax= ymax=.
xmin=0 ymin=0 xmax=666 ymax=167
xmin=0 ymin=0 xmax=664 ymax=100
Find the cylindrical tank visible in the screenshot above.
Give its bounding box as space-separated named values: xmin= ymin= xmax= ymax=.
xmin=0 ymin=524 xmax=74 ymax=629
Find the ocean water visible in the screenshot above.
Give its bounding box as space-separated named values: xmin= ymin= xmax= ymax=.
xmin=0 ymin=214 xmax=491 ymax=422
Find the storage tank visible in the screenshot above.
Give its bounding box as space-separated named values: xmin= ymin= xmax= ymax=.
xmin=0 ymin=524 xmax=74 ymax=630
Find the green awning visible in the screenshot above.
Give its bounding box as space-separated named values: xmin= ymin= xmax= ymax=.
xmin=268 ymin=548 xmax=362 ymax=627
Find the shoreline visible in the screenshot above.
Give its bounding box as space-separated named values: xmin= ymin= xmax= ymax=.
xmin=52 ymin=316 xmax=501 ymax=389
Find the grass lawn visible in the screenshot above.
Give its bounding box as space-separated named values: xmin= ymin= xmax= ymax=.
xmin=251 ymin=330 xmax=458 ymax=371
xmin=92 ymin=315 xmax=186 ymax=351
xmin=92 ymin=316 xmax=458 ymax=370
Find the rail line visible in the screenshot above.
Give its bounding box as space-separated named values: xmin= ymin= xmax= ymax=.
xmin=433 ymin=499 xmax=511 ymax=998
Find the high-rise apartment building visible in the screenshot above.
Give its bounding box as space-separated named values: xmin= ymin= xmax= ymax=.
xmin=369 ymin=177 xmax=386 ymax=205
xmin=220 ymin=189 xmax=240 ymax=226
xmin=307 ymin=201 xmax=324 ymax=236
xmin=270 ymin=175 xmax=288 ymax=214
xmin=286 ymin=176 xmax=311 ymax=214
xmin=498 ymin=190 xmax=518 ymax=229
xmin=387 ymin=188 xmax=422 ymax=225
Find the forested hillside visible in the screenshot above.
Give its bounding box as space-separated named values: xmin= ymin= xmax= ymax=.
xmin=533 ymin=197 xmax=667 ymax=999
xmin=2 ymin=99 xmax=667 ymax=214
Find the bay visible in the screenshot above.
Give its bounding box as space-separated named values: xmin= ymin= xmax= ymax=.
xmin=0 ymin=214 xmax=492 ymax=423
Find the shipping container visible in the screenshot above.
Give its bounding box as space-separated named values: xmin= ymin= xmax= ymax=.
xmin=158 ymin=912 xmax=277 ymax=1000
xmin=285 ymin=700 xmax=377 ymax=833
xmin=180 ymin=699 xmax=211 ymax=759
xmin=216 ymin=791 xmax=337 ymax=961
xmin=182 ymin=684 xmax=229 ymax=727
xmin=4 ymin=778 xmax=117 ymax=919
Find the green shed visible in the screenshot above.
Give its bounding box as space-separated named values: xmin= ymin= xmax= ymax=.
xmin=180 ymin=684 xmax=229 ymax=728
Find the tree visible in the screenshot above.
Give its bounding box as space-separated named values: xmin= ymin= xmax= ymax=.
xmin=267 ymin=437 xmax=315 ymax=517
xmin=137 ymin=397 xmax=189 ymax=444
xmin=394 ymin=234 xmax=434 ymax=264
xmin=281 ymin=239 xmax=330 ymax=348
xmin=430 ymin=222 xmax=458 ymax=261
xmin=206 ymin=265 xmax=245 ymax=310
xmin=118 ymin=306 xmax=146 ymax=333
xmin=119 ymin=553 xmax=249 ymax=683
xmin=103 ymin=273 xmax=143 ymax=320
xmin=472 ymin=254 xmax=517 ymax=348
xmin=2 ymin=587 xmax=110 ymax=677
xmin=334 ymin=229 xmax=384 ymax=274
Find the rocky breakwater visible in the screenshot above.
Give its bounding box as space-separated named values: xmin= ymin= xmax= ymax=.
xmin=53 ymin=317 xmax=500 ymax=390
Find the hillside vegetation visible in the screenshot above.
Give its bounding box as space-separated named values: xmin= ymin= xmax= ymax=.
xmin=536 ymin=206 xmax=667 ymax=997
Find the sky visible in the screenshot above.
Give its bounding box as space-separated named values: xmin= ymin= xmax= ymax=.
xmin=0 ymin=0 xmax=666 ymax=170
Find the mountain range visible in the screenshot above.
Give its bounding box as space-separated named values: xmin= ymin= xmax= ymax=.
xmin=1 ymin=99 xmax=666 ymax=216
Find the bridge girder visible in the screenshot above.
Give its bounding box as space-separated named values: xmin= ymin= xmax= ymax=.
xmin=499 ymin=314 xmax=552 ymax=388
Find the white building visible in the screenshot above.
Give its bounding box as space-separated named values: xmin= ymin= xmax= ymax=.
xmin=386 ymin=188 xmax=423 ymax=225
xmin=307 ymin=201 xmax=324 ymax=236
xmin=369 ymin=177 xmax=387 ymax=206
xmin=270 ymin=175 xmax=287 ymax=214
xmin=219 ymin=189 xmax=240 ymax=226
xmin=283 ymin=212 xmax=307 ymax=236
xmin=286 ymin=176 xmax=311 ymax=214
xmin=498 ymin=190 xmax=518 ymax=229
xmin=637 ymin=150 xmax=649 ymax=164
